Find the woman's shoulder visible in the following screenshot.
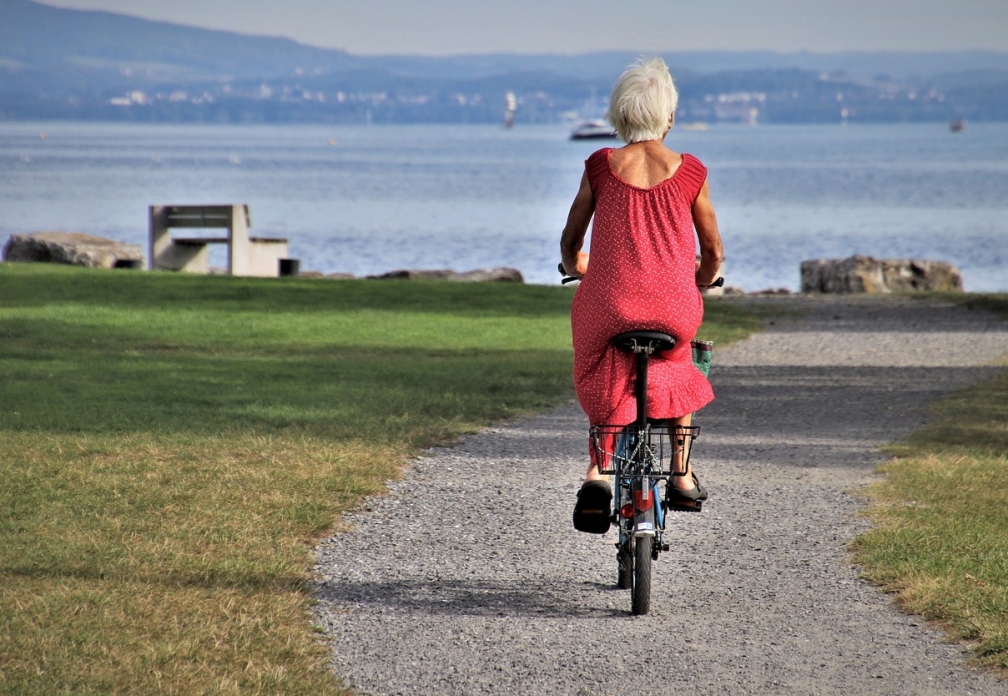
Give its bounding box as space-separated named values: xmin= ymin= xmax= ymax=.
xmin=677 ymin=153 xmax=708 ymax=198
xmin=585 ymin=148 xmax=614 ymax=186
xmin=680 ymin=152 xmax=707 ymax=171
xmin=585 ymin=147 xmax=614 ymax=167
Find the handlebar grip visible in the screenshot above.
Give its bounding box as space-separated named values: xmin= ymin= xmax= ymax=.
xmin=558 ymin=262 xmax=580 ymax=284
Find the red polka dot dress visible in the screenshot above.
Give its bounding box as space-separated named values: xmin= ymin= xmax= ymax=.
xmin=571 ymin=147 xmax=714 ymax=428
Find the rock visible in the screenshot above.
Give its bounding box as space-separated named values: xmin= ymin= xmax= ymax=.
xmin=325 ymin=272 xmax=357 ymax=280
xmin=367 ymin=269 xmax=459 ymax=280
xmin=723 ymin=286 xmax=747 ymax=296
xmin=752 ymin=287 xmax=792 ymax=296
xmin=801 ymin=255 xmax=963 ymax=294
xmin=367 ymin=267 xmax=524 ymax=283
xmin=452 ymin=267 xmax=524 ymax=283
xmin=2 ymin=232 xmax=144 ymax=269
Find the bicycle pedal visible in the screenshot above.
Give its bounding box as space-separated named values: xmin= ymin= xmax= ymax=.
xmin=661 ymin=542 xmax=670 ymax=551
xmin=666 ymin=500 xmax=703 ymax=513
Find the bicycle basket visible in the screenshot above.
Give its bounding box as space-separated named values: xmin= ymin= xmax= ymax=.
xmin=589 ymin=424 xmax=699 ymax=476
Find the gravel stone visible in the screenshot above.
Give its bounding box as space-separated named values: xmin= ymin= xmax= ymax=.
xmin=314 ymin=295 xmax=1008 ymax=695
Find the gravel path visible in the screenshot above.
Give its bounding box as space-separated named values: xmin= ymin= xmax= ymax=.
xmin=314 ymin=295 xmax=1008 ymax=695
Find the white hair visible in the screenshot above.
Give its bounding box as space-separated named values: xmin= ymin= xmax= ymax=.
xmin=605 ymin=57 xmax=679 ymax=143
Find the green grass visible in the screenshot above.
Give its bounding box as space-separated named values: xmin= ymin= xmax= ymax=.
xmin=852 ymin=293 xmax=1008 ymax=674
xmin=0 ymin=263 xmax=760 ymax=694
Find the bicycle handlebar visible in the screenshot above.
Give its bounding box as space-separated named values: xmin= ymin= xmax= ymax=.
xmin=557 ymin=262 xmax=579 ymax=284
xmin=558 ymin=262 xmax=724 ymax=288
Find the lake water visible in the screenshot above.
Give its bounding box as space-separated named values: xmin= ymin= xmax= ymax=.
xmin=2 ymin=121 xmax=1007 ymax=291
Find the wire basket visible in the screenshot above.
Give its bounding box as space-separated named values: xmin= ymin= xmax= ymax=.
xmin=590 ymin=424 xmax=700 ymax=477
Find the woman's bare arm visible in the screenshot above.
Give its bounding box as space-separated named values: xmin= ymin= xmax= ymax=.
xmin=560 ymin=171 xmax=595 ymax=277
xmin=692 ymin=181 xmax=724 ymax=286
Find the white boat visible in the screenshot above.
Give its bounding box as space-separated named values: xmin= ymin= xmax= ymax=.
xmin=570 ymin=120 xmax=617 ymax=140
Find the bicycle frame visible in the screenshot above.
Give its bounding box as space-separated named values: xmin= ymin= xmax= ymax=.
xmin=607 ymin=424 xmax=685 ymax=556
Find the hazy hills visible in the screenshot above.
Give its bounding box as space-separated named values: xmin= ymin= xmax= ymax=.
xmin=0 ymin=0 xmax=360 ymax=77
xmin=2 ymin=0 xmax=1008 ymax=124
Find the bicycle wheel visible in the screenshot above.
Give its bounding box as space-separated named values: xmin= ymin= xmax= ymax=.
xmin=617 ymin=539 xmax=632 ymax=589
xmin=631 ymin=535 xmax=652 ymax=615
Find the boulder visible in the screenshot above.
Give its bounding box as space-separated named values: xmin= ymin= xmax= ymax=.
xmin=367 ymin=267 xmax=524 ymax=283
xmin=453 ymin=267 xmax=524 ymax=283
xmin=2 ymin=232 xmax=144 ymax=269
xmin=800 ymin=255 xmax=962 ymax=294
xmin=368 ymin=269 xmax=460 ymax=280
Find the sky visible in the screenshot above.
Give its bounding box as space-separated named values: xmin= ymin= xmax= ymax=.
xmin=41 ymin=0 xmax=1008 ymax=56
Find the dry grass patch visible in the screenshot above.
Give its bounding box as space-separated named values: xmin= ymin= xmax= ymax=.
xmin=2 ymin=580 xmax=343 ymax=695
xmin=1 ymin=431 xmax=393 ymax=694
xmin=852 ymin=293 xmax=1008 ymax=674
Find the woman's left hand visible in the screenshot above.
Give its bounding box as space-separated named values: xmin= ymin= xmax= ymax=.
xmin=563 ymin=252 xmax=590 ymax=278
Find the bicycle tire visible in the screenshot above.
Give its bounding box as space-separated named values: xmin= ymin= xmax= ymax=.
xmin=631 ymin=535 xmax=652 ymax=615
xmin=617 ymin=540 xmax=632 ymax=589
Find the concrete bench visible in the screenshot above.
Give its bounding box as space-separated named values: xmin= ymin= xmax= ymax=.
xmin=148 ymin=204 xmax=290 ymax=277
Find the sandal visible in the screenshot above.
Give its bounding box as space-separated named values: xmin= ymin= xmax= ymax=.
xmin=573 ymin=480 xmax=612 ymax=534
xmin=665 ymin=472 xmax=707 ymax=512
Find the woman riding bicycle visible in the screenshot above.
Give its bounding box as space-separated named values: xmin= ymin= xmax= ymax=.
xmin=560 ymin=57 xmax=724 ymax=531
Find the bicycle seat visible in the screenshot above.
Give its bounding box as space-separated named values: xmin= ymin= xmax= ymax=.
xmin=611 ymin=331 xmax=676 ymax=355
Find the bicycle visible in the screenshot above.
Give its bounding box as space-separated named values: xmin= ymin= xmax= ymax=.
xmin=560 ymin=264 xmax=721 ymax=615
